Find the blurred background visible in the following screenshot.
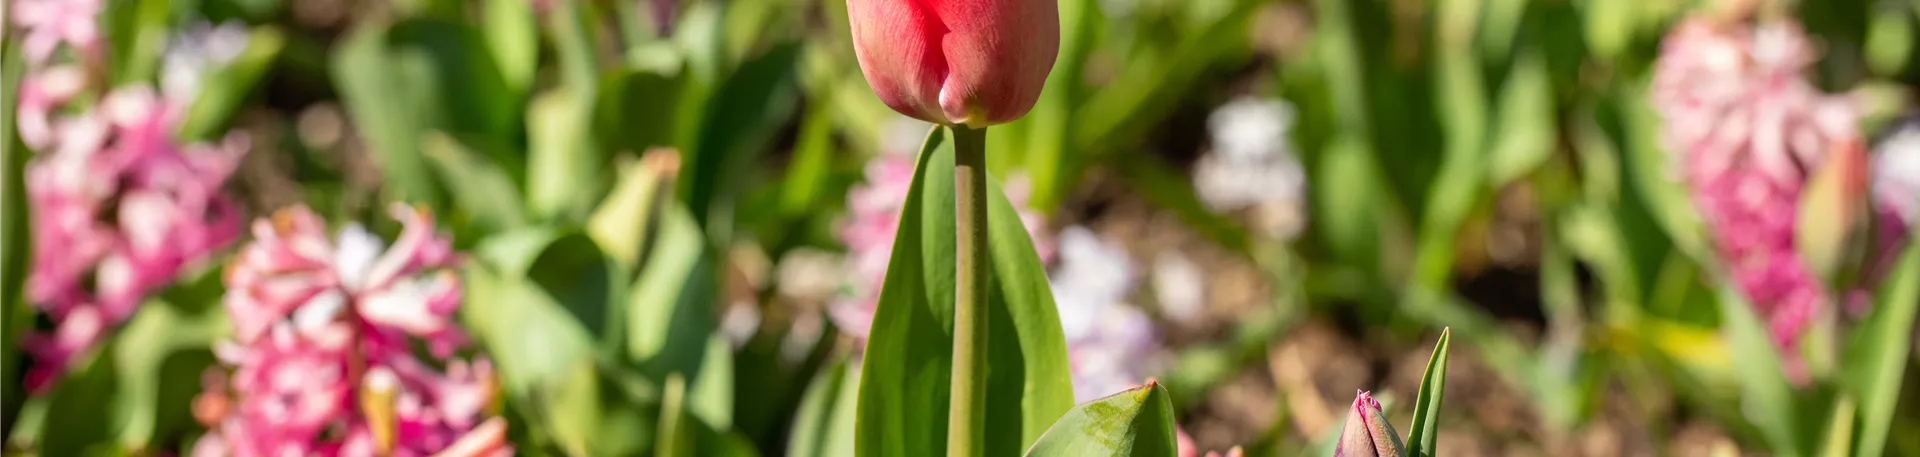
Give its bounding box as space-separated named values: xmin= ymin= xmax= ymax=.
xmin=6 ymin=0 xmax=1920 ymax=455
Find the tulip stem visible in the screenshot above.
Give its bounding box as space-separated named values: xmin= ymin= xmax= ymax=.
xmin=947 ymin=124 xmax=990 ymax=457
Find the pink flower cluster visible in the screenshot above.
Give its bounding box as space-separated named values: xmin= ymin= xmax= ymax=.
xmin=830 ymin=150 xmax=1056 ymax=339
xmin=192 ymin=205 xmax=508 ymax=457
xmin=14 ymin=0 xmax=250 ymax=392
xmin=10 ymin=0 xmax=102 ymax=63
xmin=1651 ymin=17 xmax=1860 ymax=351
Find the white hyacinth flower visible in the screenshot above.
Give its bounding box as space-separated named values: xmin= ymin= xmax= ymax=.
xmin=161 ymin=21 xmax=250 ymax=102
xmin=1875 ymin=123 xmax=1920 ymax=226
xmin=1196 ymin=96 xmax=1308 ymax=240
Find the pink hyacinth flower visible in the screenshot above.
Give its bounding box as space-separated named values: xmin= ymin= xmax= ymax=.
xmin=223 ymin=204 xmax=462 ymax=347
xmin=22 ymin=84 xmax=247 ymax=391
xmin=1651 ymin=17 xmax=1860 ymax=351
xmin=15 ymin=66 xmax=87 ymax=149
xmin=1049 ymin=226 xmax=1162 ymax=402
xmin=217 ymin=323 xmax=356 ymax=456
xmin=20 ymin=306 xmax=107 ymax=391
xmin=200 ymin=205 xmax=502 ymax=456
xmin=9 ymin=0 xmax=103 ymax=63
xmin=224 ymin=207 xmax=340 ymax=344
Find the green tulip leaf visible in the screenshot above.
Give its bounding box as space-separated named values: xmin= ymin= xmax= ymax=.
xmin=1023 ymin=383 xmax=1178 ymax=457
xmin=855 ymin=128 xmax=1075 ymax=457
xmin=1486 ymin=48 xmax=1556 ymax=188
xmin=596 ymin=67 xmax=689 ymax=156
xmin=482 ymin=0 xmax=537 ymax=97
xmin=103 ymin=0 xmax=171 ymax=85
xmin=789 ymin=359 xmax=860 ymax=457
xmin=333 ymin=19 xmax=515 ymax=208
xmin=1717 ymin=285 xmax=1802 ymax=456
xmin=419 ymin=132 xmax=530 ymax=233
xmin=1846 ymin=240 xmax=1920 ymax=457
xmin=1406 ymin=328 xmax=1452 ymax=457
xmin=1 ymin=41 xmax=28 ymax=435
xmin=33 ymin=348 xmax=120 ymax=457
xmin=527 ymin=89 xmax=607 ymax=223
xmin=461 ymin=247 xmax=601 ymax=456
xmin=658 ymin=373 xmax=695 ymax=457
xmin=626 ymin=203 xmax=719 ymax=381
xmin=524 ymin=232 xmax=620 ymax=345
xmin=658 ymin=370 xmax=762 ymax=457
xmin=109 ymin=295 xmax=228 ymax=450
xmin=679 ymin=42 xmax=802 ymax=236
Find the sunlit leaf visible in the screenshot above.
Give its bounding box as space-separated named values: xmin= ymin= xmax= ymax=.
xmin=626 ymin=203 xmax=718 ymax=379
xmin=1022 ymin=383 xmax=1177 ymax=457
xmin=688 ymin=335 xmax=735 ymax=430
xmin=1846 ymin=240 xmax=1920 ymax=457
xmin=1867 ymin=5 xmax=1915 ymax=76
xmin=462 ymin=244 xmax=600 ymax=456
xmin=658 ymin=373 xmax=694 ymax=457
xmin=1406 ymin=328 xmax=1451 ymax=457
xmin=789 ymin=359 xmax=859 ymax=457
xmin=1486 ymin=48 xmax=1556 ymax=187
xmin=589 ymin=150 xmax=680 ymax=270
xmin=527 ymin=90 xmax=606 ymax=223
xmin=104 ymin=0 xmax=172 ymax=85
xmin=1313 ymin=137 xmax=1384 ymax=271
xmin=1717 ymin=286 xmax=1803 ymax=456
xmin=483 ymin=0 xmax=537 ymax=97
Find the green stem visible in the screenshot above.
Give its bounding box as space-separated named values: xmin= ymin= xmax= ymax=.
xmin=946 ymin=125 xmax=990 ymax=457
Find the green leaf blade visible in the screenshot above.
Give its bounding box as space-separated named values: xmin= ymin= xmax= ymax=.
xmin=1718 ymin=286 xmax=1803 ymax=456
xmin=788 ymin=359 xmax=860 ymax=457
xmin=1 ymin=40 xmax=29 ymax=436
xmin=1406 ymin=328 xmax=1451 ymax=457
xmin=855 ymin=127 xmax=1075 ymax=456
xmin=1848 ymin=240 xmax=1920 ymax=457
xmin=1022 ymin=383 xmax=1178 ymax=457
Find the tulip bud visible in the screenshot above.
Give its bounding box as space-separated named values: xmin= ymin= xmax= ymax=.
xmin=846 ymin=0 xmax=1059 ymax=127
xmin=1335 ymin=390 xmax=1407 ymax=457
xmin=1797 ymin=138 xmax=1869 ymax=282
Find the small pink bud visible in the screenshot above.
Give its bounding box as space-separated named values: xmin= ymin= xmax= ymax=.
xmin=1335 ymin=390 xmax=1407 ymax=457
xmin=845 ymin=0 xmax=1059 ymax=127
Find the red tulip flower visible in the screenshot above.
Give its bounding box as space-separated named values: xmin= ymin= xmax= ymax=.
xmin=846 ymin=0 xmax=1059 ymax=127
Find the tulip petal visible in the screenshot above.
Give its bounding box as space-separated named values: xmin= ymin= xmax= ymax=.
xmin=847 ymin=0 xmax=1058 ymax=126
